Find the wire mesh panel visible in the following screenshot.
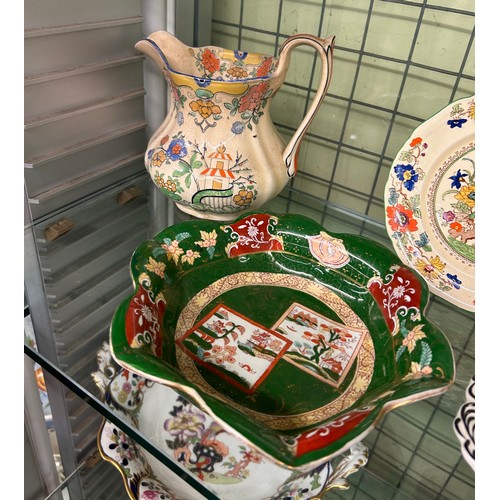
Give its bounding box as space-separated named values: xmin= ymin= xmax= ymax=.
xmin=209 ymin=1 xmax=475 ymax=498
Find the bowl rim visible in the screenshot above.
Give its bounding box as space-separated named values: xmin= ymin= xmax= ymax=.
xmin=109 ymin=211 xmax=456 ymax=469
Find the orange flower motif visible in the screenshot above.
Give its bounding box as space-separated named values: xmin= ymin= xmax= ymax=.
xmin=227 ymin=66 xmax=249 ymax=79
xmin=189 ymin=99 xmax=222 ymax=119
xmin=386 ymin=204 xmax=419 ymax=233
xmin=152 ymin=150 xmax=166 ymax=167
xmin=201 ymin=48 xmax=220 ymax=74
xmin=233 ymin=189 xmax=254 ymax=206
xmin=165 ymin=180 xmax=178 ymax=193
xmin=154 ymin=172 xmax=167 ymax=188
xmin=256 ymin=57 xmax=273 ymax=78
xmin=238 ymin=81 xmax=270 ymax=112
xmin=409 ymin=137 xmax=423 ymax=147
xmin=450 ymin=221 xmax=463 ymax=232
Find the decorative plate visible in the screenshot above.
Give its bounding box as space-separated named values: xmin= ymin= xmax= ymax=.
xmin=453 ymin=376 xmax=475 ymax=470
xmin=384 ymin=95 xmax=475 ymax=312
xmin=94 ymin=342 xmax=369 ymax=500
xmin=109 ymin=211 xmax=455 ymax=469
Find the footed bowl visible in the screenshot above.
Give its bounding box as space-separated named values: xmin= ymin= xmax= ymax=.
xmin=109 ymin=211 xmax=455 ymax=474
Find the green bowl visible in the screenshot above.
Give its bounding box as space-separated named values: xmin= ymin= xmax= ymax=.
xmin=110 ymin=211 xmax=455 ymax=469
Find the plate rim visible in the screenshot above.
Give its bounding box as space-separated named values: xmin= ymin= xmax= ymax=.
xmin=383 ymin=94 xmax=475 ymax=312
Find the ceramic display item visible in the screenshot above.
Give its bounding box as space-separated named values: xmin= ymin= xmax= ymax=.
xmin=134 ymin=31 xmax=335 ymax=221
xmin=453 ymin=375 xmax=475 ymax=471
xmin=94 ymin=342 xmax=369 ymax=500
xmin=109 ymin=211 xmax=455 ymax=470
xmin=384 ymin=95 xmax=475 ymax=312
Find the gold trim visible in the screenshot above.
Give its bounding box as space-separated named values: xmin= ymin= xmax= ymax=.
xmin=175 ymin=272 xmax=375 ymax=430
xmin=97 ymin=418 xmax=139 ymax=500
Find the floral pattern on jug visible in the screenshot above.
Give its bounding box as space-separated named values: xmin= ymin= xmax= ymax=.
xmin=148 ymin=134 xmax=258 ymax=215
xmin=135 ymin=31 xmax=335 ymax=220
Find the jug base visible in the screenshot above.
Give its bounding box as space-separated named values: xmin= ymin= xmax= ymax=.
xmin=175 ymin=202 xmax=253 ymax=222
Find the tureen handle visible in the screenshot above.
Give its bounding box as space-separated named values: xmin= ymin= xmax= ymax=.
xmin=278 ymin=34 xmax=335 ymax=177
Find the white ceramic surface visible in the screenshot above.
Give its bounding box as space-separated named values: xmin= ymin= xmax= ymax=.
xmin=384 ymin=95 xmax=475 ymax=312
xmin=94 ymin=343 xmax=369 ymax=500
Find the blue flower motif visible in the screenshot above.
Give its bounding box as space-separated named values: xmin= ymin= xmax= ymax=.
xmin=176 ymin=111 xmax=184 ymax=126
xmin=147 ymin=149 xmax=155 ymax=159
xmin=447 ymin=118 xmax=467 ymax=129
xmin=446 ymin=273 xmax=462 ymax=289
xmin=166 ymin=138 xmax=187 ymax=161
xmin=394 ymin=164 xmax=419 ymax=191
xmin=449 ymin=169 xmax=468 ymax=189
xmin=234 ymin=50 xmax=248 ymax=60
xmin=231 ymin=121 xmax=244 ymax=135
xmin=414 ymin=232 xmax=429 ymax=249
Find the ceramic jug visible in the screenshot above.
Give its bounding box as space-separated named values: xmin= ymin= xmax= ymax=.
xmin=135 ymin=30 xmax=335 ymax=220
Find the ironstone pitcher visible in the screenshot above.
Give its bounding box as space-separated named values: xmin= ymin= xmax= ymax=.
xmin=135 ymin=30 xmax=335 ymax=220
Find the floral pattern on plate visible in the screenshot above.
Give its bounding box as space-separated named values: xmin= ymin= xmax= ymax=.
xmin=384 ymin=96 xmax=475 ymax=311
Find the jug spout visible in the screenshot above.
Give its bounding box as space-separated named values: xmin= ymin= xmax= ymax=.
xmin=135 ymin=30 xmax=191 ymax=75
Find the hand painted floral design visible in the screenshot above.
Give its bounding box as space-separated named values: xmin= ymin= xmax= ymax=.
xmin=256 ymin=57 xmax=274 ymax=78
xmin=145 ymin=257 xmax=166 ymax=278
xmin=385 ymin=120 xmax=473 ymax=296
xmin=224 ymin=81 xmax=274 ymax=130
xmin=437 ymin=157 xmax=475 ymax=263
xmin=151 ymin=149 xmax=166 ymax=168
xmin=368 ymin=265 xmax=422 ymax=336
xmin=239 ymin=81 xmax=269 ymax=112
xmin=272 ymin=303 xmax=366 ymax=388
xmin=187 ymin=46 xmax=277 ymax=81
xmin=227 ymin=66 xmax=249 ymax=79
xmin=401 ymin=323 xmax=426 ymax=353
xmin=147 ymin=135 xmax=258 ymax=215
xmin=386 ymin=204 xmax=419 ymax=233
xmin=161 ymin=239 xmax=185 ymax=265
xmin=232 ymin=189 xmax=254 ymax=207
xmin=189 ymin=99 xmax=222 ymax=119
xmin=104 ymin=425 xmax=143 ymax=473
xmin=181 ymin=249 xmax=200 ymax=265
xmin=201 ymin=48 xmax=221 ymax=75
xmin=126 ymin=285 xmax=165 ymax=356
xmin=414 ymin=255 xmax=446 ymax=281
xmin=447 ymin=99 xmax=474 ymax=128
xmin=393 ymin=164 xmax=419 ymax=191
xmin=188 ymin=98 xmax=222 ymax=132
xmin=163 ymin=396 xmax=263 ymax=482
xmin=166 ymin=138 xmax=188 ymax=161
xmin=179 ymin=305 xmax=291 ymax=393
xmin=195 ymin=230 xmax=217 ymax=248
xmin=223 ymin=213 xmax=283 ymax=257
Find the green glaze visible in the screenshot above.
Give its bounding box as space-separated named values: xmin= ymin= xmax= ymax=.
xmin=110 ymin=211 xmax=455 ymax=469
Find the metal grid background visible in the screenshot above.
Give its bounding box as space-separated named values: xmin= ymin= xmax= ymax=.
xmin=209 ymin=1 xmax=475 ymax=498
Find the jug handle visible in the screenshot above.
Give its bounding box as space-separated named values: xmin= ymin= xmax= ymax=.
xmin=278 ymin=34 xmax=335 ymax=177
